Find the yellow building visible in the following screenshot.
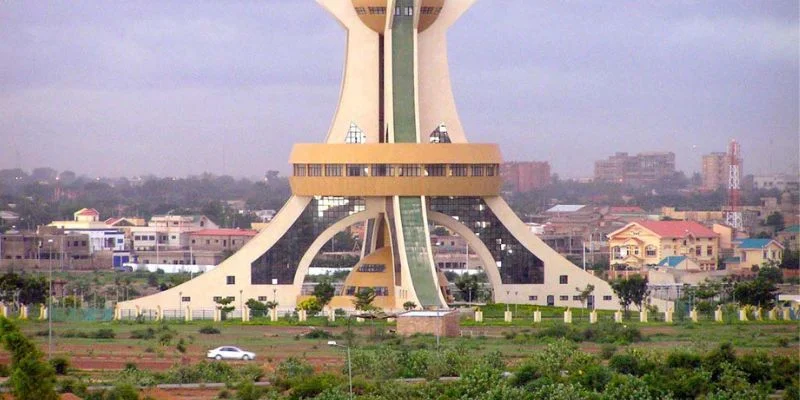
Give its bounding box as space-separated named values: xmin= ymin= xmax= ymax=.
xmin=726 ymin=239 xmax=784 ymax=270
xmin=608 ymin=221 xmax=720 ymax=271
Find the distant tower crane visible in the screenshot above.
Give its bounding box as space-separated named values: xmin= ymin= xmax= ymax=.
xmin=725 ymin=139 xmax=742 ymax=229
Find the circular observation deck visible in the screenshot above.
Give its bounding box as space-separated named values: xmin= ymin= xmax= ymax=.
xmin=289 ymin=143 xmax=502 ymax=196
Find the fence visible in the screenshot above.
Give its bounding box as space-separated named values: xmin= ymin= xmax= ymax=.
xmin=51 ymin=307 xmax=114 ymax=322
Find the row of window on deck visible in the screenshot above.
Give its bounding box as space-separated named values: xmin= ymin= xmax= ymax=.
xmin=293 ymin=164 xmax=498 ymax=178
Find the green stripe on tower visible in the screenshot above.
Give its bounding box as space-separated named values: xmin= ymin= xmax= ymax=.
xmin=391 ymin=1 xmax=443 ymax=308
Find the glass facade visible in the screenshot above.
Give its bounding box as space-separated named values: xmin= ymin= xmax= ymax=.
xmin=250 ymin=196 xmax=366 ymax=284
xmin=428 ymin=197 xmax=544 ymax=284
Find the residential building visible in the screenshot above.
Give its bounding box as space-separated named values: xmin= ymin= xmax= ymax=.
xmin=594 ymin=152 xmax=676 ymax=186
xmin=607 ymin=220 xmax=720 ymax=271
xmin=701 ymin=152 xmax=728 ymax=191
xmin=777 ymin=225 xmax=799 ymax=250
xmin=500 ymin=161 xmax=551 ymax=192
xmin=130 ymin=215 xmax=218 ymax=251
xmin=0 ymin=229 xmax=90 ymax=264
xmin=188 ymin=229 xmax=258 ymax=252
xmin=753 ymin=174 xmax=800 ymax=192
xmin=726 ymin=238 xmax=784 ymax=270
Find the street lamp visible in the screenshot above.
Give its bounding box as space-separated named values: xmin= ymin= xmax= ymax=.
xmin=327 ymin=341 xmax=352 ymax=399
xmin=47 ymin=238 xmax=53 ymax=360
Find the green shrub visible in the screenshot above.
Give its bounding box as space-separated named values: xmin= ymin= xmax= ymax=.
xmin=275 ymin=357 xmax=314 ymax=383
xmin=130 ymin=327 xmax=156 ymax=339
xmin=57 ymin=378 xmax=87 ymax=395
xmin=49 ymin=357 xmax=70 ymax=375
xmin=235 ymin=381 xmax=264 ymax=400
xmin=287 ymin=373 xmax=343 ymax=400
xmin=609 ymin=354 xmax=642 ymax=376
xmin=666 ymin=349 xmax=702 ymax=369
xmin=199 ymin=325 xmax=221 ymax=334
xmin=176 ymin=338 xmax=187 ymax=354
xmin=304 ymin=329 xmax=334 ymax=339
xmin=0 ymin=363 xmax=10 ymax=377
xmin=599 ymin=344 xmax=617 ymax=360
xmin=93 ymin=328 xmax=115 ymax=339
xmin=104 ymin=383 xmax=139 ymax=400
xmin=571 ymin=363 xmax=611 ymax=392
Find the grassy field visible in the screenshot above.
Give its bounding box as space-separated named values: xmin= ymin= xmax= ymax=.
xmin=11 ymin=309 xmax=799 ymax=380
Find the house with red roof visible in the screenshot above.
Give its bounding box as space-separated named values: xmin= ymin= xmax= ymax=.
xmin=607 ymin=220 xmax=720 ymax=272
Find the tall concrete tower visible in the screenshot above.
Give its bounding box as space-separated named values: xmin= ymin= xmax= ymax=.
xmin=120 ymin=1 xmax=619 ymax=314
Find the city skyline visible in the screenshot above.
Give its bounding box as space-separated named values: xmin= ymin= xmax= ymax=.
xmin=1 ymin=1 xmax=797 ymax=178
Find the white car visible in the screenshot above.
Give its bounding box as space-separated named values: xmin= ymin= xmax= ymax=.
xmin=206 ymin=346 xmax=256 ymax=361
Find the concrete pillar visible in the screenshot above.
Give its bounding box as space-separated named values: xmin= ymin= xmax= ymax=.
xmin=739 ymin=308 xmax=748 ymax=322
xmin=113 ymin=304 xmax=120 ymax=320
xmin=0 ymin=304 xmax=7 ymax=318
xmin=754 ymin=307 xmax=763 ymax=321
xmin=242 ymin=306 xmax=249 ymax=322
xmin=156 ymin=305 xmax=162 ymax=321
xmin=714 ymin=307 xmax=723 ymax=322
xmin=135 ymin=305 xmax=141 ymax=318
xmin=533 ymin=310 xmax=542 ymax=323
xmin=563 ymin=309 xmax=572 ymax=324
xmin=298 ymin=309 xmax=307 ymax=322
xmin=19 ymin=304 xmax=27 ymax=319
xmin=664 ymin=309 xmax=673 ymax=323
xmin=474 ymin=310 xmax=483 ymax=322
xmin=270 ymin=308 xmax=278 ymax=322
xmin=503 ymin=310 xmax=512 ymax=323
xmin=782 ymin=307 xmax=790 ymax=321
xmin=328 ymin=308 xmax=336 ymax=322
xmin=185 ymin=305 xmax=192 ymax=322
xmin=639 ymin=309 xmax=648 ymax=323
xmin=768 ymin=308 xmax=777 ymax=320
xmin=40 ymin=305 xmax=47 ymax=320
xmin=213 ymin=308 xmax=221 ymax=322
xmin=614 ymin=310 xmax=623 ymax=323
xmin=690 ymin=308 xmax=698 ymax=323
xmin=589 ymin=310 xmax=598 ymax=324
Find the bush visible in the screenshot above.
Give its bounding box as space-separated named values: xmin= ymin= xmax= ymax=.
xmin=304 ymin=329 xmax=334 ymax=339
xmin=199 ymin=325 xmax=221 ymax=335
xmin=666 ymin=349 xmax=702 ymax=369
xmin=287 ymin=373 xmax=343 ymax=400
xmin=130 ymin=328 xmax=156 ymax=340
xmin=57 ymin=377 xmax=87 ymax=395
xmin=93 ymin=328 xmax=115 ymax=339
xmin=599 ymin=344 xmax=617 ymax=360
xmin=609 ymin=353 xmax=642 ymax=376
xmin=49 ymin=357 xmax=70 ymax=375
xmin=0 ymin=363 xmax=10 ymax=377
xmin=104 ymin=383 xmax=139 ymax=400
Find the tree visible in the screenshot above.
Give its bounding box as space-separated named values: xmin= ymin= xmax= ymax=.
xmin=733 ymin=274 xmax=778 ymax=307
xmin=455 ymin=274 xmax=480 ymax=303
xmin=403 ymin=301 xmax=417 ymax=311
xmin=765 ymin=212 xmax=785 ymax=232
xmin=757 ymin=265 xmax=782 ymax=284
xmin=0 ymin=317 xmax=58 ymax=400
xmin=575 ymin=284 xmax=595 ymax=319
xmin=781 ymin=249 xmax=799 ymax=269
xmin=245 ymin=298 xmax=267 ymax=317
xmin=353 ymin=288 xmax=377 ymax=312
xmin=297 ymin=298 xmax=322 ymax=316
xmin=312 ymin=279 xmax=335 ymax=309
xmin=147 ymin=273 xmax=159 ymax=287
xmin=214 ymin=297 xmax=235 ymax=320
xmin=610 ymin=275 xmax=650 ymax=314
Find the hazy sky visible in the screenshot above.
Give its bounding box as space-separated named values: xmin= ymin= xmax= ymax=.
xmin=1 ymin=1 xmax=797 ymax=179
